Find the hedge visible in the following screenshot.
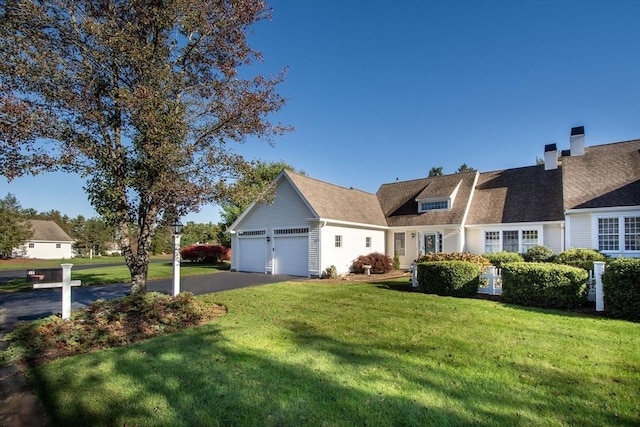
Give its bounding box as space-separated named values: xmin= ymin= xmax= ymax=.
xmin=483 ymin=251 xmax=524 ymax=268
xmin=502 ymin=262 xmax=588 ymax=309
xmin=417 ymin=261 xmax=481 ymax=297
xmin=602 ymin=258 xmax=640 ymax=322
xmin=180 ymin=244 xmax=230 ymax=264
xmin=523 ymin=245 xmax=555 ymax=263
xmin=557 ymin=248 xmax=608 ymax=271
xmin=415 ymin=252 xmax=490 ymax=269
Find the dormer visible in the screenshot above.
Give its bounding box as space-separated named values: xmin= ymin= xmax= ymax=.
xmin=415 ymin=179 xmax=462 ymax=213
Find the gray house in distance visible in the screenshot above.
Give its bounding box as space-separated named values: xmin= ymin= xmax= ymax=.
xmin=229 ymin=127 xmax=640 ymax=276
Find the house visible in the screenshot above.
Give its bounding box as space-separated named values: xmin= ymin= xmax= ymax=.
xmin=229 ymin=128 xmax=640 ymax=276
xmin=14 ymin=220 xmax=75 ymax=259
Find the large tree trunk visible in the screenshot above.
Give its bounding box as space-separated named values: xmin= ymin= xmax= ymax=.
xmin=129 ymin=251 xmax=149 ymax=294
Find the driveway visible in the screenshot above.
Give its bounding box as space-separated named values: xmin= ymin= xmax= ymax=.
xmin=0 ymin=271 xmax=303 ymax=334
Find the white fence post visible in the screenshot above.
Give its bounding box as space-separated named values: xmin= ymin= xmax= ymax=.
xmin=593 ymin=261 xmax=606 ymax=312
xmin=411 ymin=263 xmax=418 ymax=288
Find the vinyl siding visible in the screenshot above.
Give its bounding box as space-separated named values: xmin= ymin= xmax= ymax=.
xmin=21 ymin=241 xmax=73 ymax=260
xmin=543 ymin=223 xmax=564 ymax=253
xmin=320 ymin=224 xmax=385 ymax=275
xmin=567 ymin=214 xmax=592 ymax=249
xmin=464 ymin=228 xmax=483 ymax=254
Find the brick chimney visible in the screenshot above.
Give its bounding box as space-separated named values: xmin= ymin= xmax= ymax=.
xmin=570 ymin=126 xmax=585 ymax=156
xmin=544 ymin=143 xmax=558 ymax=170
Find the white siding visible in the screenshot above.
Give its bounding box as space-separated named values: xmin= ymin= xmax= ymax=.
xmin=442 ymin=228 xmax=460 ymax=253
xmin=320 ymin=224 xmax=385 ymax=275
xmin=543 ymin=223 xmax=564 ymax=253
xmin=465 ymin=228 xmax=483 ymax=254
xmin=21 ymin=241 xmax=73 ymax=259
xmin=567 ymin=214 xmax=592 ymax=249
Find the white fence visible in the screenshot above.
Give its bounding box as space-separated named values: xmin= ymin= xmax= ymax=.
xmin=476 ymin=261 xmax=607 ymax=311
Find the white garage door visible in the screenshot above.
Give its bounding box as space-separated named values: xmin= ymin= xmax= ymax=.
xmin=274 ymin=236 xmax=308 ymax=276
xmin=237 ymin=237 xmax=266 ymax=273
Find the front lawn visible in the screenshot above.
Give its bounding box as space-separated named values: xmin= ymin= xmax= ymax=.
xmin=28 ymin=279 xmax=640 ymax=426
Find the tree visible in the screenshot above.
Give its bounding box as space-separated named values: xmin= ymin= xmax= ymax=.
xmin=73 ymin=217 xmax=115 ymax=257
xmin=0 ymin=193 xmax=33 ymax=258
xmin=218 ymin=160 xmax=302 ymax=245
xmin=0 ymin=0 xmax=290 ymax=293
xmin=456 ymin=163 xmax=475 ymax=173
xmin=428 ymin=166 xmax=444 ymax=177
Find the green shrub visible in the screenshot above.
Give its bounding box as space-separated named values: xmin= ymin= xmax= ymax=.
xmin=557 ymin=248 xmax=608 ymax=271
xmin=322 ymin=265 xmax=338 ymax=279
xmin=351 ymin=252 xmax=393 ymax=274
xmin=415 ymin=252 xmax=490 ymax=269
xmin=502 ymin=262 xmax=588 ymax=309
xmin=417 ymin=261 xmax=481 ymax=297
xmin=393 ymin=253 xmax=400 ymax=270
xmin=523 ymin=245 xmax=556 ymax=263
xmin=602 ymin=258 xmax=640 ymax=322
xmin=483 ymin=251 xmax=524 ymax=268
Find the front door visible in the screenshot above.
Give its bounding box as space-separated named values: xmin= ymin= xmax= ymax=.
xmin=423 ymin=233 xmax=438 ymax=254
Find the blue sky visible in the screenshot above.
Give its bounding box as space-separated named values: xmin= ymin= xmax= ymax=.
xmin=2 ymin=0 xmax=639 ymax=224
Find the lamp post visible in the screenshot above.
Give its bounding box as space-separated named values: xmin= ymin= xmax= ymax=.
xmin=171 ymin=221 xmax=184 ymax=297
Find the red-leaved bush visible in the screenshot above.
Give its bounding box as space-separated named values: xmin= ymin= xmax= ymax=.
xmin=180 ymin=244 xmax=230 ymax=264
xmin=351 ymin=252 xmax=394 ymax=274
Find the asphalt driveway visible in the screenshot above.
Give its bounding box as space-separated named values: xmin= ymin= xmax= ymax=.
xmin=0 ymin=271 xmax=303 ymax=333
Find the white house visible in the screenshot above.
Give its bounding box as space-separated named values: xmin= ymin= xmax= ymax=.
xmin=15 ymin=220 xmax=75 ymax=259
xmin=229 ymin=128 xmax=640 ymax=277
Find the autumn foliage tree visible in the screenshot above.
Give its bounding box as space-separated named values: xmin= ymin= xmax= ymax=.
xmin=0 ymin=0 xmax=290 ymax=293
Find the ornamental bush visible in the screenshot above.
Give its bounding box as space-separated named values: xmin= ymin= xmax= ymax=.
xmin=523 ymin=245 xmax=556 ymax=263
xmin=502 ymin=262 xmax=588 ymax=309
xmin=351 ymin=252 xmax=393 ymax=274
xmin=180 ymin=244 xmax=230 ymax=264
xmin=602 ymin=258 xmax=640 ymax=322
xmin=415 ymin=252 xmax=490 ymax=269
xmin=483 ymin=251 xmax=524 ymax=268
xmin=417 ymin=261 xmax=481 ymax=297
xmin=557 ymin=248 xmax=608 ymax=271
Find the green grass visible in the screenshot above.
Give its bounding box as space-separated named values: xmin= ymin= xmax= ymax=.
xmin=0 ymin=260 xmax=227 ymax=293
xmin=0 ymin=255 xmax=172 ymax=270
xmin=29 ymin=279 xmax=640 ymax=426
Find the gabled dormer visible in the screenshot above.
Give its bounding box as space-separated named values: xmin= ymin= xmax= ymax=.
xmin=415 ymin=179 xmax=462 ymax=213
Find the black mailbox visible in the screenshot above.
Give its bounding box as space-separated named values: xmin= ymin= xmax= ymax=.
xmin=26 ymin=268 xmax=63 ymax=284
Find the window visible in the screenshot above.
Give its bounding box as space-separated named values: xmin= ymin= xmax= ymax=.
xmin=625 ymin=217 xmax=639 ymax=251
xmin=598 ymin=218 xmax=619 ymax=251
xmin=503 ymin=231 xmax=519 ymax=252
xmin=335 ymin=235 xmax=342 ymax=248
xmin=394 ymin=232 xmax=405 ymax=256
xmin=365 ymin=237 xmax=371 ymax=248
xmin=28 ymin=243 xmax=35 ymax=248
xmin=485 ymin=231 xmax=500 ymax=253
xmin=56 ymin=243 xmax=61 ymax=248
xmin=420 ymin=200 xmax=448 ymax=211
xmin=484 ymin=229 xmax=540 ymax=253
xmin=521 ymin=230 xmax=538 ymax=252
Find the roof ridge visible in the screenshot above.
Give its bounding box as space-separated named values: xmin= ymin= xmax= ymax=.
xmin=284 ymin=170 xmax=375 ymax=195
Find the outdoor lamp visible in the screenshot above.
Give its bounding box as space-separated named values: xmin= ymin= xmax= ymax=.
xmin=171 ymin=221 xmax=184 ymax=236
xmin=171 ymin=220 xmax=184 ymax=296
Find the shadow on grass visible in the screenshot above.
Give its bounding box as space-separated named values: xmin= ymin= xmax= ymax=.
xmin=30 ymin=315 xmax=635 ymax=426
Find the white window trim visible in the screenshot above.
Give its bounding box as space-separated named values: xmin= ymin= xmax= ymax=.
xmin=592 ymin=214 xmax=640 ymax=255
xmin=482 ymin=225 xmax=544 ymax=253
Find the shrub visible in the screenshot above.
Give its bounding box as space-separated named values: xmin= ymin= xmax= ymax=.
xmin=351 ymin=252 xmax=393 ymax=274
xmin=523 ymin=245 xmax=555 ymax=263
xmin=417 ymin=261 xmax=481 ymax=297
xmin=180 ymin=244 xmax=230 ymax=264
xmin=557 ymin=248 xmax=608 ymax=271
xmin=483 ymin=251 xmax=524 ymax=268
xmin=502 ymin=262 xmax=588 ymax=309
xmin=393 ymin=253 xmax=400 ymax=270
xmin=414 ymin=252 xmax=490 ymax=269
xmin=602 ymin=258 xmax=640 ymax=322
xmin=322 ymin=265 xmax=338 ymax=279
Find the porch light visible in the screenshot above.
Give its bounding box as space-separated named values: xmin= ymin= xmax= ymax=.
xmin=171 ymin=221 xmax=184 ymax=296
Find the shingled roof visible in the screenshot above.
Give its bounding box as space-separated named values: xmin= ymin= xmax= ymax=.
xmin=561 ymin=139 xmax=640 ymax=210
xmin=466 ymin=165 xmax=564 ymax=224
xmin=376 ymin=171 xmax=477 ymax=227
xmin=284 ymin=171 xmax=388 ymax=227
xmin=28 ymin=220 xmax=74 ymax=242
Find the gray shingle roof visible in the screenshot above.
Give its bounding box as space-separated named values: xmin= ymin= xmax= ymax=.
xmin=28 ymin=220 xmax=74 ymax=242
xmin=376 ymin=171 xmax=477 ymax=227
xmin=562 ymin=139 xmax=640 ymax=210
xmin=285 ymin=171 xmax=388 ymax=226
xmin=466 ymin=166 xmax=564 ymax=224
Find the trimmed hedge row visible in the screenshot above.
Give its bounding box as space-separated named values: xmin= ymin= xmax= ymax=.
xmin=602 ymin=258 xmax=640 ymax=322
xmin=501 ymin=262 xmax=588 ymax=309
xmin=417 ymin=261 xmax=481 ymax=297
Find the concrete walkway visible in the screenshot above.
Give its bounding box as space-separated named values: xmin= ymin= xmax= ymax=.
xmin=0 ymin=271 xmax=301 ymax=426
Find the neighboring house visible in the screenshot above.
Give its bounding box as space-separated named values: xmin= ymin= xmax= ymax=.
xmin=229 ymin=128 xmax=640 ymax=276
xmin=14 ymin=220 xmax=75 ymax=260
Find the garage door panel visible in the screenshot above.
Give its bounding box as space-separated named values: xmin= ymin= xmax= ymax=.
xmin=274 ymin=236 xmax=308 ymax=276
xmin=237 ymin=238 xmax=266 ymax=273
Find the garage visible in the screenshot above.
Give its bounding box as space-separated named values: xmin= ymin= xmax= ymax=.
xmin=237 ymin=234 xmax=267 ymax=273
xmin=273 ymin=229 xmax=309 ymax=276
